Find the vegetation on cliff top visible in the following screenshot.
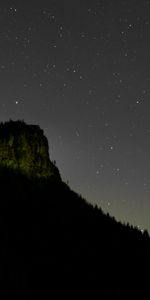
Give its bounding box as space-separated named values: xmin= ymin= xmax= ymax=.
xmin=0 ymin=120 xmax=61 ymax=179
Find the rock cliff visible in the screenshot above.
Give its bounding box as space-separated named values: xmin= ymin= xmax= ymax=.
xmin=0 ymin=120 xmax=61 ymax=180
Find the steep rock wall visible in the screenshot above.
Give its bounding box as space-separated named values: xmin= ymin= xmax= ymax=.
xmin=0 ymin=120 xmax=61 ymax=180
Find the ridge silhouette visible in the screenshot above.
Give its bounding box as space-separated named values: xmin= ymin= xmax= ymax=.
xmin=0 ymin=120 xmax=149 ymax=299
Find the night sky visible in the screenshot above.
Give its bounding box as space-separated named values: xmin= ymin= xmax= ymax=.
xmin=0 ymin=0 xmax=150 ymax=232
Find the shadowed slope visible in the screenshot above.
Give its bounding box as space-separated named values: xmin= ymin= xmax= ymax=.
xmin=0 ymin=121 xmax=149 ymax=299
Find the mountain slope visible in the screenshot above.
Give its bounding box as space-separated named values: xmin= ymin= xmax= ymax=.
xmin=0 ymin=121 xmax=149 ymax=299
xmin=0 ymin=167 xmax=149 ymax=299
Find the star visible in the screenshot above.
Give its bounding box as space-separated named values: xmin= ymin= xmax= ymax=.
xmin=0 ymin=0 xmax=149 ymax=233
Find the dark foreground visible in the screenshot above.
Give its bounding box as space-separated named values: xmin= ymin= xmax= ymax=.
xmin=0 ymin=168 xmax=149 ymax=299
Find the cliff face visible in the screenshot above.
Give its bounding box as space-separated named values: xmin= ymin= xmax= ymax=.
xmin=0 ymin=120 xmax=61 ymax=180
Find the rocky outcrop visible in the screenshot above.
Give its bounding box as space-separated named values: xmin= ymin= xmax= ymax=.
xmin=0 ymin=120 xmax=61 ymax=180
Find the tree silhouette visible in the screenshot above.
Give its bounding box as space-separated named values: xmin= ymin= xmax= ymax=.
xmin=0 ymin=121 xmax=149 ymax=298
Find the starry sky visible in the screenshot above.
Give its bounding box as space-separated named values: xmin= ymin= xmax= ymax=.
xmin=1 ymin=0 xmax=150 ymax=232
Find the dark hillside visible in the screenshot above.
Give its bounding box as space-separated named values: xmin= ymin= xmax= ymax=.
xmin=0 ymin=167 xmax=149 ymax=299
xmin=0 ymin=121 xmax=149 ymax=299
